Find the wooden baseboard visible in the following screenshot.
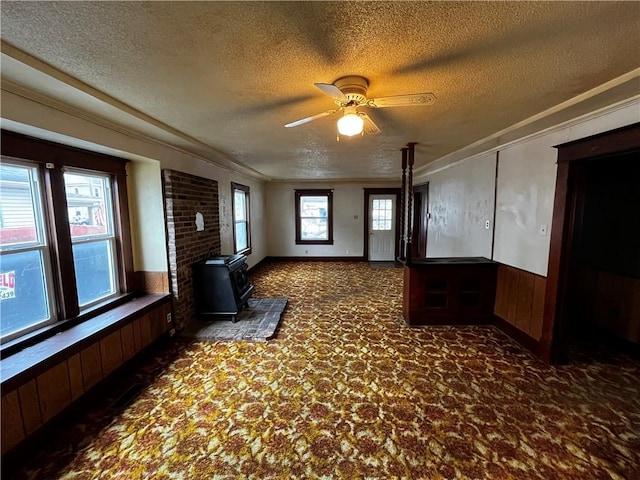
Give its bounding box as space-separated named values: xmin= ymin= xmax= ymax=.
xmin=265 ymin=256 xmax=367 ymax=262
xmin=492 ymin=314 xmax=543 ymax=357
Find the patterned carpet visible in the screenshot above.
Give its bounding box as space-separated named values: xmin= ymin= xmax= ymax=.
xmin=7 ymin=261 xmax=640 ymax=479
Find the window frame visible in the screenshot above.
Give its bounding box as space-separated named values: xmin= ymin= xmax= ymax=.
xmin=295 ymin=189 xmax=334 ymax=245
xmin=0 ymin=160 xmax=57 ymax=342
xmin=231 ymin=182 xmax=251 ymax=255
xmin=0 ymin=130 xmax=134 ymax=351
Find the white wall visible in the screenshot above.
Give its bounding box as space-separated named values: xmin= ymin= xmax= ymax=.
xmin=266 ymin=182 xmax=398 ymax=257
xmin=425 ymin=152 xmax=496 ymax=258
xmin=420 ymin=99 xmax=640 ymax=276
xmin=1 ymin=90 xmax=267 ymax=270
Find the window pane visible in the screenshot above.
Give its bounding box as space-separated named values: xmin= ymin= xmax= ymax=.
xmin=0 ymin=164 xmax=40 ymax=247
xmin=301 ymin=218 xmax=328 ymax=240
xmin=64 ymin=172 xmax=112 ymax=239
xmin=0 ymin=250 xmax=50 ymax=337
xmin=73 ymin=240 xmax=116 ymax=306
xmin=235 ymin=221 xmax=248 ymax=251
xmin=234 ymin=190 xmax=246 ymax=221
xmin=372 ymin=198 xmax=393 ymax=231
xmin=300 ymin=196 xmax=328 ymax=218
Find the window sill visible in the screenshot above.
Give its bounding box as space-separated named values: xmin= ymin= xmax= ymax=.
xmin=1 ymin=293 xmax=136 ymax=359
xmin=0 ymin=293 xmax=171 ymax=391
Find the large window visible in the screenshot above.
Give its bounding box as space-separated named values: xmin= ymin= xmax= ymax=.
xmin=0 ymin=163 xmax=54 ymax=340
xmin=0 ymin=131 xmax=133 ymax=346
xmin=295 ymin=189 xmax=333 ymax=245
xmin=231 ymin=182 xmax=251 ymax=255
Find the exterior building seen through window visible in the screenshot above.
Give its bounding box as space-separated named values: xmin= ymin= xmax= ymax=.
xmin=0 ymin=162 xmax=53 ymax=340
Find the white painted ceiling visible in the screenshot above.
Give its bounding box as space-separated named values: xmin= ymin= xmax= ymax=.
xmin=1 ymin=1 xmax=639 ymax=181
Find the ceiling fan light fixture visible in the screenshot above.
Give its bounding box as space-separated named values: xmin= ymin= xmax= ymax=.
xmin=337 ymin=112 xmax=364 ymax=136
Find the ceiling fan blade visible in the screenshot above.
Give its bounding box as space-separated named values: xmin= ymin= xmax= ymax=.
xmin=361 ymin=112 xmax=381 ymax=135
xmin=314 ymin=83 xmax=348 ymax=102
xmin=284 ymin=109 xmax=338 ymax=128
xmin=368 ymin=92 xmax=436 ymax=108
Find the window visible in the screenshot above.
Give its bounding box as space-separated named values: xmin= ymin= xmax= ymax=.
xmin=295 ymin=189 xmax=333 ymax=245
xmin=0 ymin=163 xmax=54 ymax=340
xmin=65 ymin=171 xmax=118 ymax=307
xmin=0 ymin=131 xmax=133 ymax=346
xmin=231 ymin=182 xmax=251 ymax=254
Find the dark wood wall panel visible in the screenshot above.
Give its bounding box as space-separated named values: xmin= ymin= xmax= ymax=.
xmin=36 ymin=362 xmax=72 ymax=422
xmin=494 ymin=264 xmax=546 ymax=340
xmin=100 ymin=331 xmax=124 ymax=376
xmin=573 ymin=266 xmax=640 ymax=344
xmin=67 ymin=354 xmax=84 ymax=401
xmin=1 ymin=391 xmax=25 ymax=454
xmin=120 ymin=323 xmax=137 ymax=361
xmin=17 ymin=381 xmax=42 ymax=435
xmin=1 ymin=298 xmax=173 ymax=457
xmin=80 ymin=344 xmax=104 ymax=391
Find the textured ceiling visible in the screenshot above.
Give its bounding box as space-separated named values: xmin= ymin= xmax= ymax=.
xmin=1 ymin=1 xmax=639 ymax=180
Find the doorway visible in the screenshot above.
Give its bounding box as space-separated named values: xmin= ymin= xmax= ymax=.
xmin=363 ymin=188 xmax=400 ymax=262
xmin=545 ymin=123 xmax=640 ymax=363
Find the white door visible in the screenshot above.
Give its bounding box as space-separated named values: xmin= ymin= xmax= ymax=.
xmin=369 ymin=194 xmax=396 ymax=261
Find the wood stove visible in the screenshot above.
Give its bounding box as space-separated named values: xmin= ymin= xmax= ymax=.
xmin=193 ymin=253 xmax=254 ymax=322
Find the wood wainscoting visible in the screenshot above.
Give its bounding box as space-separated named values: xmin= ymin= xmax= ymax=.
xmin=1 ymin=295 xmax=173 ymax=456
xmin=572 ymin=266 xmax=640 ymax=344
xmin=494 ymin=264 xmax=546 ymax=352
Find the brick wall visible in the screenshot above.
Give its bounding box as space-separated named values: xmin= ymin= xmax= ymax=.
xmin=162 ymin=170 xmax=221 ymax=329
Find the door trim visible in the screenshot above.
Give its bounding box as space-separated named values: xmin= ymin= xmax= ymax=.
xmin=363 ymin=188 xmax=401 ymax=261
xmin=545 ymin=122 xmax=640 ymax=363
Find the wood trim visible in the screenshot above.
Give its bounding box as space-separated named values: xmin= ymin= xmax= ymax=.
xmin=294 ymin=189 xmax=334 ymax=245
xmin=412 ymin=183 xmax=429 ymax=259
xmin=43 ymin=163 xmax=79 ymax=319
xmin=555 ymin=122 xmax=640 ymax=164
xmin=493 ymin=315 xmax=543 ymax=357
xmin=265 ymin=256 xmax=367 ymax=262
xmin=363 ymin=188 xmax=401 ymax=262
xmin=114 ymin=171 xmax=135 ymax=293
xmin=1 ymin=130 xmax=127 ymax=174
xmin=546 ymin=122 xmax=640 ymax=363
xmin=231 ymin=182 xmax=252 ymax=255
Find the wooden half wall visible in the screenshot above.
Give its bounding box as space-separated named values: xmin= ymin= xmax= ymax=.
xmin=1 ymin=296 xmax=172 ymax=456
xmin=494 ymin=264 xmax=546 ymax=351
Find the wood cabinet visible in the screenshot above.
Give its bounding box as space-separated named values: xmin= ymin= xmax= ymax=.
xmin=403 ymin=257 xmax=498 ymax=326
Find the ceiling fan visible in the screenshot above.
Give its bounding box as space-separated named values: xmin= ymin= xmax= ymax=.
xmin=284 ymin=75 xmax=436 ymax=138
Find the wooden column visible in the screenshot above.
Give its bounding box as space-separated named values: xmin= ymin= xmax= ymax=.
xmin=406 ymin=142 xmax=416 ymax=264
xmin=399 ymin=147 xmax=408 ymax=262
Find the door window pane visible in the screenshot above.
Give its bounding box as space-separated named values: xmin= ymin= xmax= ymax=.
xmin=372 ymin=198 xmax=393 ymax=230
xmin=0 ymin=162 xmax=52 ymax=340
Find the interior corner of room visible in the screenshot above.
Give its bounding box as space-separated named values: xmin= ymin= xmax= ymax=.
xmin=0 ymin=1 xmax=639 ymax=473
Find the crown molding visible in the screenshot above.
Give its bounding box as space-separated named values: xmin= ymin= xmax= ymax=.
xmin=1 ymin=42 xmax=270 ymax=181
xmin=415 ymin=68 xmax=640 ymax=179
